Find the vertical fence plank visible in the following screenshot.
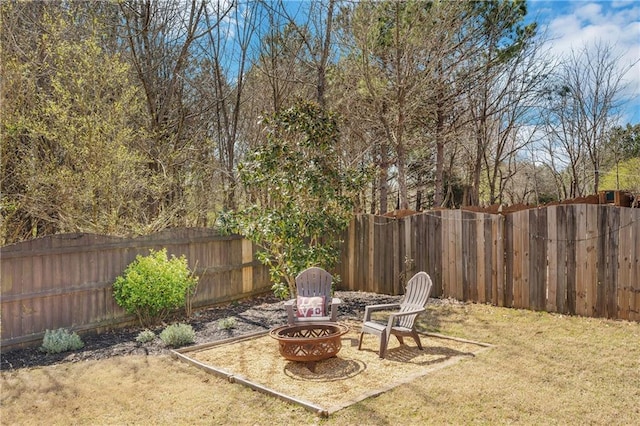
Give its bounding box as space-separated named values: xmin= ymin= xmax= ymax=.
xmin=585 ymin=205 xmax=599 ymax=317
xmin=528 ymin=210 xmax=539 ymax=311
xmin=454 ymin=210 xmax=464 ymax=300
xmin=413 ymin=214 xmax=425 ymax=285
xmin=530 ymin=208 xmax=547 ymax=311
xmin=556 ymin=206 xmax=568 ymax=313
xmin=433 ymin=211 xmax=444 ymax=298
xmin=512 ymin=211 xmax=526 ymax=308
xmin=575 ymin=205 xmax=587 ymax=316
xmin=461 ymin=211 xmax=475 ymax=301
xmin=403 ymin=215 xmax=412 ymax=292
xmin=427 ymin=211 xmax=438 ymax=296
xmin=504 ymin=214 xmax=514 ymax=307
xmin=444 ymin=210 xmax=464 ymax=300
xmin=566 ymin=207 xmax=578 ymax=315
xmin=547 ymin=206 xmax=558 ymax=312
xmin=606 ymin=207 xmax=620 ymax=319
xmin=367 ymin=214 xmax=375 ymax=293
xmin=347 ymin=216 xmax=356 ymax=291
xmin=492 ymin=215 xmax=504 ymax=306
xmin=631 ymin=209 xmax=640 ymax=322
xmin=618 ymin=208 xmax=631 ymax=320
xmin=442 ymin=211 xmax=450 ymax=298
xmin=477 ymin=214 xmax=487 ymax=304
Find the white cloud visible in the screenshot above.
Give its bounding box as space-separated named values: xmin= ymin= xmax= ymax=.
xmin=540 ymin=1 xmax=640 ymax=122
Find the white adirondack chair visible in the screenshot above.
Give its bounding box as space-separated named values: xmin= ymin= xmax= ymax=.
xmin=284 ymin=267 xmax=342 ymax=325
xmin=358 ymin=271 xmax=433 ymax=358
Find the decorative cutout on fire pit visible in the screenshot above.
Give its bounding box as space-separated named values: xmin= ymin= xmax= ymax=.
xmin=270 ymin=323 xmax=349 ymax=362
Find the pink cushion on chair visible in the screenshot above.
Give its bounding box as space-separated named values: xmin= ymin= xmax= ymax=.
xmin=296 ymin=296 xmax=326 ymax=318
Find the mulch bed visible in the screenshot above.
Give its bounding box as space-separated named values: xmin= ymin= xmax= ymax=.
xmin=1 ymin=291 xmax=402 ymax=371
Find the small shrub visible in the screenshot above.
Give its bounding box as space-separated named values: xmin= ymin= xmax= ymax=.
xmin=218 ymin=317 xmax=237 ymax=330
xmin=112 ymin=248 xmax=198 ymax=327
xmin=40 ymin=328 xmax=84 ymax=354
xmin=135 ymin=329 xmax=156 ymax=343
xmin=159 ymin=323 xmax=195 ymax=347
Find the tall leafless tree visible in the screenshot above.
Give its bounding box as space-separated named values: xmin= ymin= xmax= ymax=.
xmin=540 ymin=40 xmax=634 ymax=197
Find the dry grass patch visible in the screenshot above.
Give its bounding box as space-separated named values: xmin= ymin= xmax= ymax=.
xmin=1 ymin=355 xmax=318 ymax=425
xmin=2 ymin=302 xmax=639 ymax=425
xmin=330 ymin=303 xmax=640 ymax=425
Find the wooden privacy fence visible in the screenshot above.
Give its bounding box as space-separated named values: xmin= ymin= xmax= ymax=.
xmin=335 ymin=205 xmax=640 ymax=321
xmin=0 ymin=228 xmax=271 ymax=350
xmin=2 ymin=205 xmax=638 ymax=350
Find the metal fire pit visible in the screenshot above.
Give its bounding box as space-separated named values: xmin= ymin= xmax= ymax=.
xmin=269 ymin=323 xmax=349 ymax=363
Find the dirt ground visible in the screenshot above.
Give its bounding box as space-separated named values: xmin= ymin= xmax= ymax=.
xmin=0 ymin=291 xmax=402 ymax=371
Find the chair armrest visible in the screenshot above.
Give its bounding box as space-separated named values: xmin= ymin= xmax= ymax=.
xmin=329 ymin=297 xmax=342 ymax=305
xmin=388 ymin=307 xmax=425 ymax=319
xmin=363 ymin=303 xmax=401 ymax=321
xmin=386 ymin=307 xmax=426 ymax=329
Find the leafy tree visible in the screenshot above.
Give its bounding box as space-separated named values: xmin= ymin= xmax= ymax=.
xmin=219 ymin=100 xmax=368 ymax=299
xmin=599 ymin=157 xmax=640 ymax=193
xmin=606 ymin=123 xmax=640 ymax=161
xmin=599 ymin=124 xmax=640 ymax=192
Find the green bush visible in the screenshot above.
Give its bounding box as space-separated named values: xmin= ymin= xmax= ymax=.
xmin=159 ymin=323 xmax=195 ymax=347
xmin=112 ymin=249 xmax=198 ymax=327
xmin=135 ymin=329 xmax=156 ymax=343
xmin=40 ymin=328 xmax=84 ymax=354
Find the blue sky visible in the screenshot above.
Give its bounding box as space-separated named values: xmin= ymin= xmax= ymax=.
xmin=527 ymin=0 xmax=640 ymax=124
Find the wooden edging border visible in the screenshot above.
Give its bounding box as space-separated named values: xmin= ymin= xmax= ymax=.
xmin=171 ymin=330 xmax=330 ymax=417
xmin=171 ymin=328 xmax=494 ymax=418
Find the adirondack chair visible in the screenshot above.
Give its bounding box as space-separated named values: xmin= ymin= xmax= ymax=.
xmin=284 ymin=267 xmax=342 ymax=325
xmin=358 ymin=271 xmax=433 ymax=358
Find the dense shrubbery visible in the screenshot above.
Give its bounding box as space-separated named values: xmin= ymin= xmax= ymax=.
xmin=113 ymin=249 xmax=198 ymax=327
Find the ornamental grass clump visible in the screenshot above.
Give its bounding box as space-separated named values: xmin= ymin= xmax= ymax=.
xmin=159 ymin=323 xmax=195 ymax=347
xmin=218 ymin=317 xmax=237 ymax=330
xmin=135 ymin=329 xmax=156 ymax=343
xmin=40 ymin=328 xmax=84 ymax=354
xmin=112 ymin=249 xmax=198 ymax=327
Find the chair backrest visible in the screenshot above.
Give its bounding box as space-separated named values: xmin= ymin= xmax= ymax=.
xmin=295 ymin=267 xmax=333 ymax=314
xmin=397 ymin=272 xmax=433 ymax=329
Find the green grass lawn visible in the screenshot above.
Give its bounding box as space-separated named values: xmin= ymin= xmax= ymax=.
xmin=2 ymin=302 xmax=639 ymax=425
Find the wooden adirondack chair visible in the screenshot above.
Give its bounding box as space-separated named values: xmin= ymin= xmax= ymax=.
xmin=358 ymin=271 xmax=433 ymax=358
xmin=284 ymin=267 xmax=342 ymax=325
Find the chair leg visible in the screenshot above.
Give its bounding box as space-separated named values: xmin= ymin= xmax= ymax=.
xmin=395 ymin=335 xmax=405 ymax=345
xmin=411 ymin=331 xmax=423 ymax=350
xmin=379 ymin=334 xmax=388 ymax=359
xmin=358 ymin=332 xmax=364 ymax=350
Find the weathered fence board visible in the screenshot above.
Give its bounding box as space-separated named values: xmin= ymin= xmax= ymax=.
xmin=1 ymin=230 xmax=271 ymax=350
xmin=335 ymin=205 xmax=639 ymax=322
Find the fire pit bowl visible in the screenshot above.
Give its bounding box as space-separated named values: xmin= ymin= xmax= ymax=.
xmin=269 ymin=323 xmax=350 ymax=362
